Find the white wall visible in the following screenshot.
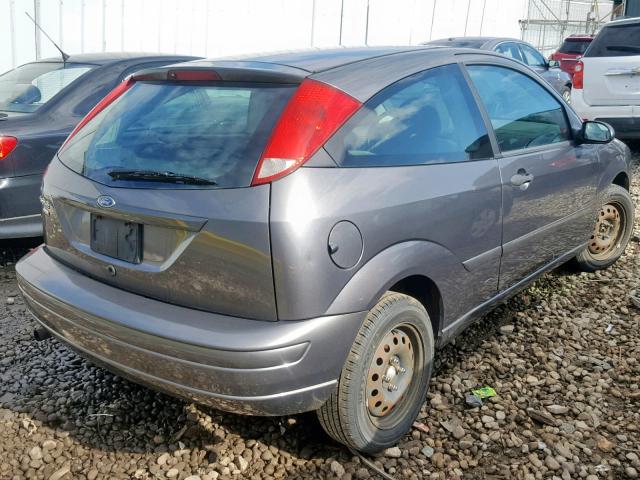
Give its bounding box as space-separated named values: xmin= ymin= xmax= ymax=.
xmin=0 ymin=0 xmax=529 ymax=74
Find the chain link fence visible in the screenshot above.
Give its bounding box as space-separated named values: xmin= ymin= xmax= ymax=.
xmin=520 ymin=0 xmax=619 ymax=56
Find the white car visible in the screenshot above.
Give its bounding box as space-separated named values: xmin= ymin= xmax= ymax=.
xmin=571 ymin=17 xmax=640 ymax=139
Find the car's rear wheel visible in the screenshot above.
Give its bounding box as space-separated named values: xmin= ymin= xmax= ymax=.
xmin=317 ymin=292 xmax=434 ymax=453
xmin=561 ymin=86 xmax=571 ymax=104
xmin=574 ymin=184 xmax=634 ymax=271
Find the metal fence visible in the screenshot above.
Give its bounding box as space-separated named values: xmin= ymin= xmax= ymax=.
xmin=520 ymin=0 xmax=619 ymax=56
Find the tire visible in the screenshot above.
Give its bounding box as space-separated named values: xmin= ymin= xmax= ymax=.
xmin=574 ymin=184 xmax=635 ymax=272
xmin=317 ymin=292 xmax=435 ymax=453
xmin=561 ymin=86 xmax=571 ymax=104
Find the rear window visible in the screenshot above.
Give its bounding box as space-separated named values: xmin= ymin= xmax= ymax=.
xmin=58 ymin=81 xmax=295 ymax=189
xmin=585 ymin=23 xmax=640 ymax=57
xmin=558 ymin=39 xmax=591 ymax=55
xmin=0 ymin=62 xmax=94 ymax=113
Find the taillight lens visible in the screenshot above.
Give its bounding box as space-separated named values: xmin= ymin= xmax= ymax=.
xmin=60 ymin=77 xmax=135 ymax=151
xmin=251 ymin=79 xmax=361 ymax=185
xmin=573 ymin=61 xmax=584 ymax=89
xmin=0 ymin=136 xmax=18 ymax=160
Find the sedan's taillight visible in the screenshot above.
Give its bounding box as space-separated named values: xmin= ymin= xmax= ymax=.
xmin=573 ymin=61 xmax=584 ymax=89
xmin=60 ymin=77 xmax=135 ymax=151
xmin=0 ymin=136 xmax=18 ymax=160
xmin=251 ymin=79 xmax=361 ymax=185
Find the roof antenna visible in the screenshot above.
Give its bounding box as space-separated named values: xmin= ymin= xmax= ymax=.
xmin=24 ymin=11 xmax=70 ymax=63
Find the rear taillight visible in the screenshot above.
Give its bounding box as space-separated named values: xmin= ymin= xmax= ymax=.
xmin=0 ymin=136 xmax=18 ymax=160
xmin=60 ymin=77 xmax=135 ymax=150
xmin=251 ymin=79 xmax=361 ymax=185
xmin=573 ymin=61 xmax=584 ymax=89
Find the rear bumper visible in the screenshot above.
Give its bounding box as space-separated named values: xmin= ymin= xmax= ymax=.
xmin=0 ymin=214 xmax=42 ymax=239
xmin=16 ymin=246 xmax=366 ymax=416
xmin=0 ymin=174 xmax=43 ymax=238
xmin=570 ymin=90 xmax=640 ymax=139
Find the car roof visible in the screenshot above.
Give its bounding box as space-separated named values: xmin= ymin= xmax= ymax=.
xmin=604 ymin=16 xmax=640 ymax=27
xmin=36 ymin=52 xmax=200 ymax=66
xmin=424 ymin=37 xmax=518 ymax=49
xmin=200 ymin=46 xmax=434 ymax=73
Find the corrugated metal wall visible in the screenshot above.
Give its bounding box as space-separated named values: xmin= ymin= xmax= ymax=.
xmin=0 ymin=0 xmax=529 ymax=74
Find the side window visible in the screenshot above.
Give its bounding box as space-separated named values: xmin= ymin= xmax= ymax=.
xmin=495 ymin=43 xmax=523 ymax=62
xmin=467 ymin=65 xmax=570 ymax=152
xmin=325 ymin=63 xmax=492 ymax=167
xmin=519 ymin=44 xmax=546 ymax=67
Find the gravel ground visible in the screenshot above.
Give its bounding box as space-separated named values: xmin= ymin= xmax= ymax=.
xmin=0 ymin=158 xmax=638 ymax=480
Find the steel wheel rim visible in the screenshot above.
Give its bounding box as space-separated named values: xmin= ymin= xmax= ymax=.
xmin=366 ymin=326 xmax=415 ymax=418
xmin=588 ymin=202 xmax=625 ymax=259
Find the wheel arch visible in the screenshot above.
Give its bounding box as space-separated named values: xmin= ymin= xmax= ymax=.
xmin=325 ymin=240 xmax=467 ymax=340
xmin=612 ymin=171 xmax=630 ymax=191
xmin=387 ymin=275 xmax=443 ymax=341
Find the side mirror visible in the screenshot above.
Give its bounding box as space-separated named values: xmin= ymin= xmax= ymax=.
xmin=578 ymin=120 xmax=615 ymax=144
xmin=548 ymin=59 xmax=560 ymax=69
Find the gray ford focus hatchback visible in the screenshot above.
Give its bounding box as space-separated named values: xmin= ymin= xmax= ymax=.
xmin=17 ymin=46 xmax=634 ymax=452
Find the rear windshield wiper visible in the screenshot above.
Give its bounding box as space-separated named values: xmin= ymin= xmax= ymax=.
xmin=108 ymin=170 xmax=217 ymax=185
xmin=605 ymin=45 xmax=640 ymax=53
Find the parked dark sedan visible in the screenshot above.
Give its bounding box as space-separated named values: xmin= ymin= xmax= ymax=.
xmin=425 ymin=37 xmax=573 ymax=102
xmin=17 ymin=46 xmax=633 ymax=453
xmin=0 ymin=53 xmax=199 ymax=239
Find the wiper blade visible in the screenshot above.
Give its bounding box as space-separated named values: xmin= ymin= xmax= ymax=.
xmin=605 ymin=45 xmax=640 ymax=53
xmin=108 ymin=170 xmax=217 ymax=185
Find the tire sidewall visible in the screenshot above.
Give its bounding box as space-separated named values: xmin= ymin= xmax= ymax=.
xmin=346 ymin=296 xmax=434 ymax=452
xmin=578 ymin=184 xmax=635 ymax=270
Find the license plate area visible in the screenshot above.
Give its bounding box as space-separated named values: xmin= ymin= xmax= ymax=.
xmin=90 ymin=214 xmax=143 ymax=263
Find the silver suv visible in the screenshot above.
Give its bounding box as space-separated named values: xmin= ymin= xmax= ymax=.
xmin=17 ymin=47 xmax=634 ymax=452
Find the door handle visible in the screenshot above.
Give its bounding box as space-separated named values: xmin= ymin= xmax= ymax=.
xmin=605 ymin=67 xmax=640 ymax=76
xmin=510 ymin=169 xmax=534 ymax=190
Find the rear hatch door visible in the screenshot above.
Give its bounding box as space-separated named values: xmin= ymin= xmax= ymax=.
xmin=44 ymin=66 xmax=301 ymax=320
xmin=582 ymin=22 xmax=640 ymax=106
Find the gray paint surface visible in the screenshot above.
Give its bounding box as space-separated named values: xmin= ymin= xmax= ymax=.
xmin=16 ymin=47 xmax=633 ymax=416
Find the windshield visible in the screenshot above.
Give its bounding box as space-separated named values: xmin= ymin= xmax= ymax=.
xmin=57 ymin=81 xmax=295 ymax=189
xmin=0 ymin=62 xmax=94 ymax=113
xmin=558 ymin=39 xmax=591 ymax=55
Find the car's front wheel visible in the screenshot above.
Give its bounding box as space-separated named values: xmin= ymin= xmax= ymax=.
xmin=575 ymin=184 xmax=635 ymax=272
xmin=317 ymin=292 xmax=434 ymax=453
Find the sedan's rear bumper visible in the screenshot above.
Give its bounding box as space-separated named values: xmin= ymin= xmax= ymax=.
xmin=0 ymin=213 xmax=42 ymax=239
xmin=16 ymin=246 xmax=365 ymax=416
xmin=0 ymin=174 xmax=43 ymax=238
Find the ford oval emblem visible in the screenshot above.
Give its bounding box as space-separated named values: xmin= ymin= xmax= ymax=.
xmin=96 ymin=195 xmax=116 ymax=208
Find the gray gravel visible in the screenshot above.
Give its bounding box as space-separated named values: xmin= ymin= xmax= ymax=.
xmin=0 ymin=157 xmax=638 ymax=480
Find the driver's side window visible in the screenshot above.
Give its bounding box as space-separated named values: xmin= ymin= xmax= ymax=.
xmin=467 ymin=65 xmax=569 ymax=152
xmin=495 ymin=42 xmax=523 ymax=62
xmin=519 ymin=44 xmax=546 ymax=68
